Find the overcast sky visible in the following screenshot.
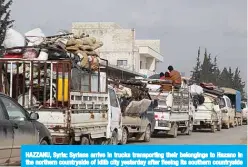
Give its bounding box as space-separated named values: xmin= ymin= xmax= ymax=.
xmin=11 ymin=0 xmax=247 ymax=82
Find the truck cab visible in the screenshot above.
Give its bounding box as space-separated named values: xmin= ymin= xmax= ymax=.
xmin=241 ymin=101 xmax=247 ymax=125
xmin=219 ymin=95 xmax=235 ymax=128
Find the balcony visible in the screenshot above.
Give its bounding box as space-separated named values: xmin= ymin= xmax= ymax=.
xmin=138 ymin=46 xmax=163 ymax=62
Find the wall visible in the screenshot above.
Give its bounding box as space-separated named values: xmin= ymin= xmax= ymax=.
xmin=135 ymin=40 xmax=161 ymax=53
xmin=72 ymin=22 xmax=140 ymax=72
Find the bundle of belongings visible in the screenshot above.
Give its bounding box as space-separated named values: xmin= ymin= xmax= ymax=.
xmin=2 ymin=28 xmax=103 ymax=71
xmin=1 ymin=28 xmax=104 ymax=107
xmin=189 ymin=84 xmax=205 ymax=109
xmin=111 ymin=79 xmax=157 ymax=116
xmin=200 ymin=82 xmax=224 ymax=97
xmin=147 ymin=79 xmax=173 ymax=92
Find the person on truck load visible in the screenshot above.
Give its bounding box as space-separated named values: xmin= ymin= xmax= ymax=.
xmin=164 ymin=72 xmax=171 ymax=80
xmin=168 ymin=65 xmax=182 ymax=88
xmin=160 ymin=72 xmax=165 ymax=79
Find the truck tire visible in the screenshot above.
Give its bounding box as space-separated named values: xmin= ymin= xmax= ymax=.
xmin=217 ymin=124 xmax=221 ymax=131
xmin=121 ymin=128 xmax=128 ymax=145
xmin=211 ymin=125 xmax=216 ymax=133
xmin=40 ymin=139 xmax=49 ymax=145
xmin=81 ymin=136 xmax=90 ymax=145
xmin=111 ymin=131 xmax=118 ymax=145
xmin=144 ymin=125 xmax=151 ymax=142
xmin=172 ymin=124 xmax=178 ymax=138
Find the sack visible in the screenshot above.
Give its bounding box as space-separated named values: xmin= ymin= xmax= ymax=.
xmin=25 ymin=28 xmax=45 ymax=46
xmin=66 ymin=39 xmax=77 ymax=46
xmin=76 ymin=51 xmax=89 ymax=68
xmin=91 ymin=41 xmax=103 ymax=50
xmin=79 ymin=45 xmax=93 ymax=51
xmin=3 ymin=28 xmax=26 ymax=53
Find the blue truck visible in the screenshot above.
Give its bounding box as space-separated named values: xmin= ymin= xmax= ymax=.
xmin=221 ymin=87 xmax=243 ymax=126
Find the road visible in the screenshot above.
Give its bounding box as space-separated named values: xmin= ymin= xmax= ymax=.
xmin=129 ymin=125 xmax=247 ymax=145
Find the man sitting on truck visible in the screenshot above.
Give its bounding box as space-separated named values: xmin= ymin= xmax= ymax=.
xmin=168 ymin=65 xmax=182 ymax=88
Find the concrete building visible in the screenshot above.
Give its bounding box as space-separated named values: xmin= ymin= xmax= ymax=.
xmin=71 ymin=22 xmax=163 ymax=77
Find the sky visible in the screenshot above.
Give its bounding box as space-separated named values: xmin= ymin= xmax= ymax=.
xmin=10 ymin=0 xmax=247 ymax=83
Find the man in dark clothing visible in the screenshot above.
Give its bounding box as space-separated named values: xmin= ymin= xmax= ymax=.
xmin=159 ymin=72 xmax=165 ymax=79
xmin=168 ymin=65 xmax=182 ymax=88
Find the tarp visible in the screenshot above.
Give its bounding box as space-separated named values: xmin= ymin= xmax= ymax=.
xmin=221 ymin=87 xmax=237 ymax=95
xmin=124 ymin=99 xmax=152 ymax=115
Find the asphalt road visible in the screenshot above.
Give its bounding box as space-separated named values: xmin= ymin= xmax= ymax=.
xmin=129 ymin=125 xmax=247 ymax=145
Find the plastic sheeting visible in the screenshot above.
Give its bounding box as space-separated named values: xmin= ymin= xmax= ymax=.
xmin=124 ymin=99 xmax=152 ymax=115
xmin=189 ymin=84 xmax=203 ymax=95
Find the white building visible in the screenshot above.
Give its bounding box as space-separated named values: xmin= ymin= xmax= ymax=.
xmin=71 ymin=22 xmax=163 ymax=77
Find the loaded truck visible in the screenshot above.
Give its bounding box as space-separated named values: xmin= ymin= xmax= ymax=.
xmin=192 ymin=83 xmax=223 ymax=132
xmin=219 ymin=95 xmax=236 ymax=128
xmin=146 ymin=78 xmax=194 ymax=138
xmin=241 ymin=101 xmax=247 ymax=125
xmin=221 ymin=87 xmax=243 ymax=126
xmin=0 ymin=46 xmax=123 ymax=145
xmin=109 ymin=79 xmax=157 ymax=144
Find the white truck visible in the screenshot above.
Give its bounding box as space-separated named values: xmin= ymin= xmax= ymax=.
xmin=241 ymin=101 xmax=248 ymax=125
xmin=219 ymin=95 xmax=236 ymax=128
xmin=0 ymin=51 xmax=123 ymax=145
xmin=193 ymin=93 xmax=222 ymax=132
xmin=146 ymin=78 xmax=193 ymax=138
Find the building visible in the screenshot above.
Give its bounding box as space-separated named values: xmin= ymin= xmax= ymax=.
xmin=71 ymin=22 xmax=163 ymax=77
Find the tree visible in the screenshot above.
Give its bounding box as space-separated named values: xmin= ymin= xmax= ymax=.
xmin=191 ymin=47 xmax=201 ymax=83
xmin=199 ymin=48 xmax=214 ymax=83
xmin=232 ymin=67 xmax=245 ymax=95
xmin=0 ymin=0 xmax=14 ymax=46
xmin=219 ymin=67 xmax=230 ymax=87
xmin=212 ymin=56 xmax=221 ymax=85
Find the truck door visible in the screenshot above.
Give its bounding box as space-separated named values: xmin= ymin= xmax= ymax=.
xmin=0 ymin=103 xmax=13 ymax=165
xmin=109 ymin=88 xmax=121 ymax=131
xmin=0 ymin=96 xmax=38 ymax=162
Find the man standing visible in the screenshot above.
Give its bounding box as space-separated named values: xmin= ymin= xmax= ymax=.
xmin=168 ymin=65 xmax=182 ymax=87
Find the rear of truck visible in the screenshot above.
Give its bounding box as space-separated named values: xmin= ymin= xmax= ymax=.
xmin=148 ymin=81 xmax=192 ymax=137
xmin=0 ymin=47 xmax=109 ymax=144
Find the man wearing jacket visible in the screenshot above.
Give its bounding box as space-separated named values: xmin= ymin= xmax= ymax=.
xmin=168 ymin=65 xmax=182 ymax=88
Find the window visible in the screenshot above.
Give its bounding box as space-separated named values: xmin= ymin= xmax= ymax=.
xmin=241 ymin=102 xmax=246 ymax=109
xmin=109 ymin=88 xmax=119 ymax=108
xmin=0 ymin=97 xmax=27 ymax=121
xmin=117 ymin=60 xmax=127 ymax=66
xmin=219 ymin=98 xmax=225 ymax=108
xmin=226 ymin=98 xmax=232 ymax=108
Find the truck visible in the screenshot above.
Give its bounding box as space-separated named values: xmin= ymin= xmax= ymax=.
xmin=0 ymin=46 xmax=123 ymax=145
xmin=146 ymin=78 xmax=194 ymax=138
xmin=241 ymin=101 xmax=248 ymax=125
xmin=193 ymin=93 xmax=222 ymax=132
xmin=221 ymin=87 xmax=243 ymax=126
xmin=109 ymin=79 xmax=157 ymax=144
xmin=219 ymin=95 xmax=236 ymax=128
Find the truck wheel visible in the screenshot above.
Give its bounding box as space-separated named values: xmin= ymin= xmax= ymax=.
xmin=111 ymin=131 xmax=118 ymax=145
xmin=226 ymin=123 xmax=230 ymax=129
xmin=81 ymin=137 xmax=90 ymax=145
xmin=40 ymin=139 xmax=49 ymax=145
xmin=173 ymin=124 xmax=178 ymax=138
xmin=211 ymin=125 xmax=216 ymax=133
xmin=193 ymin=126 xmax=197 ymax=132
xmin=121 ymin=128 xmax=128 ymax=145
xmin=217 ymin=124 xmax=221 ymax=131
xmin=144 ymin=125 xmax=151 ymax=142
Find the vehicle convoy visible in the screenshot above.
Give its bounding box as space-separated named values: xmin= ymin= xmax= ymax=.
xmin=241 ymin=101 xmax=248 ymax=125
xmin=0 ymin=93 xmax=51 ymax=165
xmin=192 ymin=83 xmax=222 ymax=133
xmin=110 ymin=79 xmax=157 ymax=144
xmin=146 ymin=78 xmax=193 ymax=138
xmin=0 ymin=43 xmax=125 ymax=145
xmin=219 ymin=95 xmax=235 ymax=128
xmin=221 ymin=87 xmax=243 ymax=126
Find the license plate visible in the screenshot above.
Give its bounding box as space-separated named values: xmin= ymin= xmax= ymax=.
xmin=158 ymin=120 xmax=168 ymax=127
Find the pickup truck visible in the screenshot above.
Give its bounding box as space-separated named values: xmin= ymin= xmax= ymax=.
xmin=0 ymin=48 xmax=123 ymax=145
xmin=241 ymin=101 xmax=247 ymax=125
xmin=221 ymin=87 xmax=243 ymax=126
xmin=219 ymin=95 xmax=236 ymax=128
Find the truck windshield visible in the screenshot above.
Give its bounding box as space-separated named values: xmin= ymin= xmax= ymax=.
xmin=219 ymin=98 xmax=225 ymax=108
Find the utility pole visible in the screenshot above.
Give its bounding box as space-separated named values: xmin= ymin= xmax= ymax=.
xmin=132 ymin=28 xmax=135 ymax=72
